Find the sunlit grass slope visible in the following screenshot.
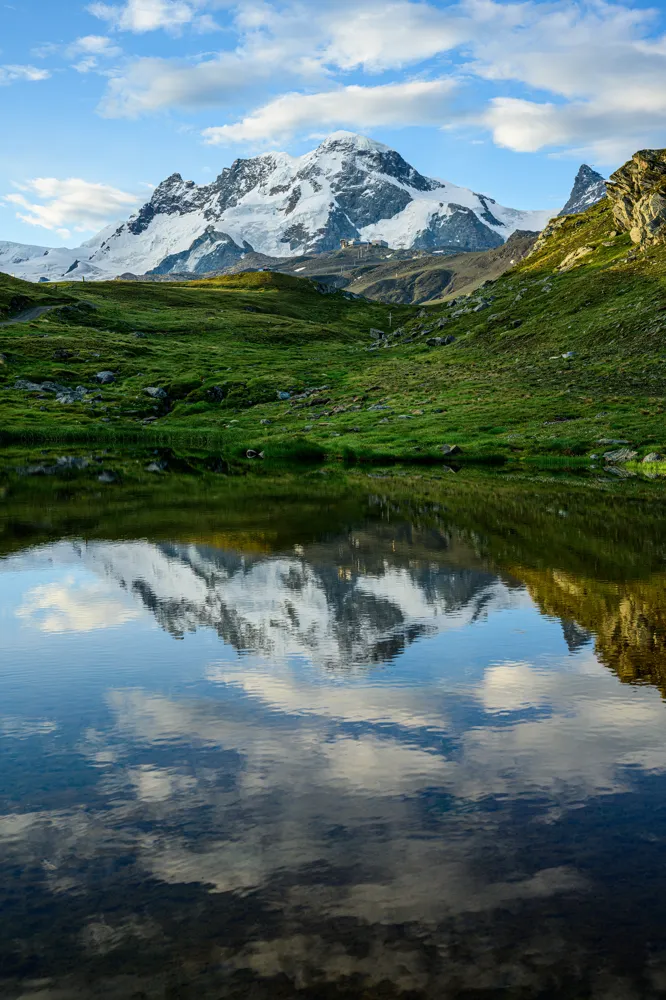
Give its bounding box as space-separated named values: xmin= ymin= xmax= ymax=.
xmin=1 ymin=202 xmax=666 ymax=463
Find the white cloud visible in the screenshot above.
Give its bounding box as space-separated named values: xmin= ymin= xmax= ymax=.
xmin=88 ymin=0 xmax=210 ymax=33
xmin=202 ymin=79 xmax=458 ymax=145
xmin=0 ymin=64 xmax=50 ymax=85
xmin=469 ymin=0 xmax=666 ymax=160
xmin=66 ymin=34 xmax=123 ymax=73
xmin=323 ymin=1 xmax=469 ymax=72
xmin=98 ymin=51 xmax=274 ymax=116
xmin=70 ymin=34 xmax=122 ymax=55
xmin=4 ymin=178 xmax=139 ymax=239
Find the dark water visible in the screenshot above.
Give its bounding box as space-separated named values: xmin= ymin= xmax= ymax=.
xmin=2 ymin=466 xmax=666 ymax=998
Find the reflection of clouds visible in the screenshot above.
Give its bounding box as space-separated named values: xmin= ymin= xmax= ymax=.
xmin=0 ymin=716 xmax=58 ymax=739
xmin=206 ymin=663 xmax=449 ymax=729
xmin=5 ymin=535 xmax=666 ymax=995
xmin=128 ymin=765 xmax=197 ymax=803
xmin=15 ymin=576 xmax=141 ymax=633
xmin=321 ymin=735 xmax=449 ymax=794
xmin=453 ymin=655 xmax=666 ymax=804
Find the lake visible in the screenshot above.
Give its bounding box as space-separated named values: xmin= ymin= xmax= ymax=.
xmin=1 ymin=460 xmax=666 ymax=998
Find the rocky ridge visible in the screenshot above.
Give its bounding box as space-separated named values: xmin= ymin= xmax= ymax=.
xmin=606 ymin=148 xmax=666 ymax=245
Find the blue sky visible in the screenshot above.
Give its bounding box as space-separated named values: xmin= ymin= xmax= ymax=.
xmin=2 ymin=0 xmax=666 ymax=248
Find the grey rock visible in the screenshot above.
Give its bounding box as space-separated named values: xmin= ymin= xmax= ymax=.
xmin=56 ymin=387 xmax=88 ymax=404
xmin=642 ymin=452 xmax=664 ymax=463
xmin=15 ymin=379 xmax=45 ymax=392
xmin=95 ymin=371 xmax=115 ymax=384
xmin=426 ymin=335 xmax=455 ymax=347
xmin=246 ymin=449 xmax=259 ymax=459
xmin=98 ymin=471 xmax=117 ymax=484
xmin=260 ymin=418 xmax=272 ymax=425
xmin=144 ymin=386 xmax=167 ymax=399
xmin=441 ymin=444 xmax=462 ymax=457
xmin=145 ymin=461 xmax=166 ymax=473
xmin=277 ymin=391 xmax=291 ymax=400
xmin=603 ymin=448 xmax=638 ymax=463
xmin=597 ymin=438 xmax=630 ymax=444
xmin=370 ymin=328 xmax=385 ymax=340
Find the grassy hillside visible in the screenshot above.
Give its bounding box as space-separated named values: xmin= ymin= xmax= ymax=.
xmin=126 ymin=234 xmax=537 ymax=305
xmin=0 ymin=271 xmax=71 ymax=321
xmin=345 ymin=230 xmax=537 ymax=303
xmin=1 ymin=198 xmax=666 ymax=465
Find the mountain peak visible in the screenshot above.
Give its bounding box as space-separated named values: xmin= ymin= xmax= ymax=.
xmin=559 ymin=164 xmax=607 ymax=217
xmin=314 ymin=131 xmax=390 ymax=154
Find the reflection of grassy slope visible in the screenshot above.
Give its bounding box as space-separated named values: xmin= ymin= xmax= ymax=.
xmin=518 ymin=567 xmax=666 ymax=694
xmin=2 ymin=217 xmax=666 ymax=463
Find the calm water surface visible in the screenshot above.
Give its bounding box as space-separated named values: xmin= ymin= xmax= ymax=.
xmin=2 ymin=469 xmax=666 ymax=998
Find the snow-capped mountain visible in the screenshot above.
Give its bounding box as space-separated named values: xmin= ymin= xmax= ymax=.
xmin=559 ymin=164 xmax=607 ymax=217
xmin=0 ymin=133 xmax=553 ymax=283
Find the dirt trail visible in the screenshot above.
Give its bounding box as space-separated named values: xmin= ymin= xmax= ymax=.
xmin=0 ymin=305 xmax=57 ymax=328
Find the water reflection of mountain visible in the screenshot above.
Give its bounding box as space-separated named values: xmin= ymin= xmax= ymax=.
xmin=79 ymin=527 xmax=666 ymax=686
xmin=80 ymin=535 xmax=519 ymax=668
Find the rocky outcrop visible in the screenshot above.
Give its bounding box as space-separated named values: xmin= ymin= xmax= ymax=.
xmin=557 ymin=245 xmax=596 ymax=271
xmin=606 ymin=148 xmax=666 ymax=245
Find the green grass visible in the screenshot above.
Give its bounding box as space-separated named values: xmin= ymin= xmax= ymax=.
xmin=2 ymin=205 xmax=666 ymax=465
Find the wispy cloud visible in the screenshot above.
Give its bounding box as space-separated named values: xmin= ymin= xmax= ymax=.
xmin=3 ymin=178 xmax=139 ymax=239
xmin=0 ymin=64 xmax=50 ymax=85
xmin=88 ymin=0 xmax=216 ymax=34
xmin=202 ymin=79 xmax=459 ymax=146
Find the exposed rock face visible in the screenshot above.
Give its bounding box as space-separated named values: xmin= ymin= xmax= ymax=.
xmin=606 ymin=149 xmax=666 ymax=245
xmin=147 ymin=226 xmax=253 ymax=276
xmin=558 ymin=245 xmax=596 ymax=271
xmin=559 ymin=165 xmax=606 ymax=216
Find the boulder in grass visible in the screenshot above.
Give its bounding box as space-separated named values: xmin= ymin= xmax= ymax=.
xmin=95 ymin=371 xmax=115 ymax=384
xmin=441 ymin=444 xmax=462 ymax=457
xmin=144 ymin=386 xmax=167 ymax=399
xmin=603 ymin=448 xmax=638 ymax=463
xmin=643 ymin=452 xmax=664 ymax=463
